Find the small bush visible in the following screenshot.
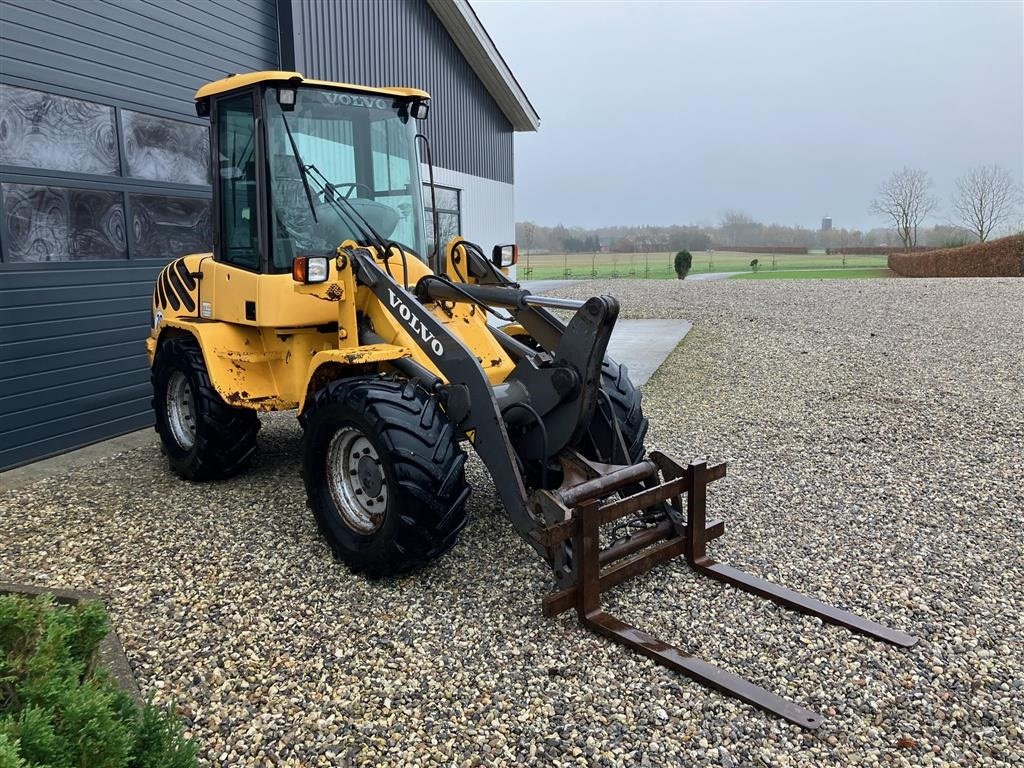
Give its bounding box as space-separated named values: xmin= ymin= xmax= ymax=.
xmin=749 ymin=258 xmax=759 ymax=272
xmin=673 ymin=250 xmax=692 ymax=279
xmin=0 ymin=594 xmax=197 ymax=768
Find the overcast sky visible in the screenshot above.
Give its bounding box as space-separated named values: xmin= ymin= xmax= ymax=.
xmin=473 ymin=1 xmax=1024 ymax=231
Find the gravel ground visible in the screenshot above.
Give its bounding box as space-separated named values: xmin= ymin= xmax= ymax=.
xmin=2 ymin=277 xmax=1022 ymax=766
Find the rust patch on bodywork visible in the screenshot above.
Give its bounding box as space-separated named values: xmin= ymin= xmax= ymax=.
xmin=310 ymin=283 xmax=344 ymax=301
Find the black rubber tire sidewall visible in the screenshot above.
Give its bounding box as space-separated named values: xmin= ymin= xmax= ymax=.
xmin=301 ymin=376 xmax=470 ymax=578
xmin=513 ymin=351 xmax=649 ymax=488
xmin=151 ymin=336 xmax=260 ymax=481
xmin=582 ymin=357 xmax=649 ymax=466
xmin=302 ymin=401 xmax=404 ymax=562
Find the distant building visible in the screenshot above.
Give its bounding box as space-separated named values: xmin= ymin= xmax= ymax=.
xmin=821 ymin=217 xmax=833 ymax=232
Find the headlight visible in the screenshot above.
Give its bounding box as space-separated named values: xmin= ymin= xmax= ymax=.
xmin=292 ymin=255 xmax=329 ymax=283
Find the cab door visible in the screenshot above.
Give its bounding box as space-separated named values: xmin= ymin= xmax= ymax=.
xmin=209 ymin=89 xmax=263 ymax=325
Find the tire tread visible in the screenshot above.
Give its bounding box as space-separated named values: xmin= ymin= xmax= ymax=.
xmin=301 ymin=376 xmax=470 ymax=578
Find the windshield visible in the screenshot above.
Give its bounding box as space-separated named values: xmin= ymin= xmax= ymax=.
xmin=265 ymin=86 xmax=426 ymax=270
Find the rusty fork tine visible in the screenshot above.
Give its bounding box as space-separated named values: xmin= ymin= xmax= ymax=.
xmin=583 ymin=611 xmax=824 ymax=729
xmin=574 ymin=498 xmax=824 ymax=729
xmin=543 ymin=455 xmax=917 ymax=730
xmin=683 ymin=459 xmax=918 ymax=648
xmin=695 ymin=562 xmax=918 ymax=647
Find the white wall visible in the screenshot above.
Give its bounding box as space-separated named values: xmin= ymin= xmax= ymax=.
xmin=422 ymin=164 xmax=515 ymax=262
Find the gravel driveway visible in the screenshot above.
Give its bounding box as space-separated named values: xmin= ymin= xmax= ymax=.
xmin=2 ymin=277 xmax=1022 ymax=766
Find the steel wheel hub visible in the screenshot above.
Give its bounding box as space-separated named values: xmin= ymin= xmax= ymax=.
xmin=327 ymin=426 xmax=387 ymax=534
xmin=165 ymin=370 xmax=197 ymax=450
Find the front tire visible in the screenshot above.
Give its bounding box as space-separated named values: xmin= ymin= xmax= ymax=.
xmin=580 ymin=358 xmax=649 ymax=466
xmin=300 ymin=376 xmax=470 ymax=578
xmin=151 ymin=336 xmax=260 ymax=481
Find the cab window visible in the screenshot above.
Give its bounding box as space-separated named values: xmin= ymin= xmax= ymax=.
xmin=216 ymin=94 xmax=259 ymax=270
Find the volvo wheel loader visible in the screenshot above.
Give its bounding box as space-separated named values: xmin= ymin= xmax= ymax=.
xmin=148 ymin=71 xmax=915 ymax=728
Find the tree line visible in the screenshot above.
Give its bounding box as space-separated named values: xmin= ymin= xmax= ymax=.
xmin=517 ymin=164 xmax=1022 ymax=253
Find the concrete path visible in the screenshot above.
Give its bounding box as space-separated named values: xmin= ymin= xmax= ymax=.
xmin=604 ymin=319 xmax=691 ymax=385
xmin=518 ymin=278 xmax=578 ymax=292
xmin=516 ymin=279 xmax=691 ymax=384
xmin=686 ymin=271 xmax=748 ymax=281
xmin=1 ymin=430 xmax=158 ymax=492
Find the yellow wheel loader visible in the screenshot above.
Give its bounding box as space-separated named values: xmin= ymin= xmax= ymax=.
xmin=148 ymin=71 xmax=915 ymax=727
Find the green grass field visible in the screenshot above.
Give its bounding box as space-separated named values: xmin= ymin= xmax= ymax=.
xmin=731 ymin=267 xmax=893 ymax=281
xmin=518 ymin=250 xmax=890 ymax=281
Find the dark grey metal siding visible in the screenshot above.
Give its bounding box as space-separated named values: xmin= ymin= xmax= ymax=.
xmin=290 ymin=0 xmax=513 ymax=184
xmin=0 ymin=261 xmax=161 ymax=468
xmin=0 ymin=0 xmax=278 ymax=469
xmin=0 ymin=0 xmax=280 ymax=120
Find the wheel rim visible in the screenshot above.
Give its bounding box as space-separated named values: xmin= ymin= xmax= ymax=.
xmin=165 ymin=370 xmax=197 ymax=450
xmin=326 ymin=426 xmax=387 ymax=534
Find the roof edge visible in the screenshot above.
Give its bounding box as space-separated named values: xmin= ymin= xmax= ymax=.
xmin=195 ymin=71 xmax=430 ymax=101
xmin=426 ymin=0 xmax=540 ymax=132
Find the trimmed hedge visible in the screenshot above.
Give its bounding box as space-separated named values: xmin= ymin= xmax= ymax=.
xmin=888 ymin=234 xmax=1024 ymax=278
xmin=827 ymin=246 xmax=932 ymax=255
xmin=0 ymin=594 xmax=197 ymax=768
xmin=723 ymin=246 xmax=808 ymax=254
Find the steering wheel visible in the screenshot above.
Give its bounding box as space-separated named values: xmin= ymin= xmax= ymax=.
xmin=322 ymin=181 xmax=374 ymax=201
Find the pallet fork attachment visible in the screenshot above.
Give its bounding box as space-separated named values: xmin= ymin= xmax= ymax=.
xmin=534 ymin=452 xmax=917 ymax=729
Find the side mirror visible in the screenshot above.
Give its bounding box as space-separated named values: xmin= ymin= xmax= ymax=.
xmin=492 ymin=243 xmax=518 ymax=268
xmin=410 ymin=101 xmax=429 ymax=120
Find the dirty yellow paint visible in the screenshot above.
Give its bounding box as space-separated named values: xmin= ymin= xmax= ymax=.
xmin=149 ymin=244 xmax=516 ymax=415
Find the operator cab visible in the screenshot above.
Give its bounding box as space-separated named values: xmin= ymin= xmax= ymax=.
xmin=194 ymin=71 xmax=432 ymax=275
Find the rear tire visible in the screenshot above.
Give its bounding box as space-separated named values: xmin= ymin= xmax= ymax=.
xmin=300 ymin=376 xmax=470 ymax=578
xmin=151 ymin=336 xmax=260 ymax=481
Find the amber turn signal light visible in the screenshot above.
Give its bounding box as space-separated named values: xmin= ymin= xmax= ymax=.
xmin=292 ymin=256 xmax=329 ymax=283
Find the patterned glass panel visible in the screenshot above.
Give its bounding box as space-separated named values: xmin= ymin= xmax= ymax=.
xmin=121 ymin=110 xmax=210 ymax=185
xmin=0 ymin=84 xmax=119 ymax=174
xmin=2 ymin=183 xmax=126 ymax=262
xmin=130 ymin=194 xmax=212 ymax=260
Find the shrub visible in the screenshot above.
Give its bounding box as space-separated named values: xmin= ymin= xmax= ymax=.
xmin=673 ymin=250 xmax=692 ymax=279
xmin=749 ymin=258 xmax=759 ymax=272
xmin=0 ymin=594 xmax=197 ymax=768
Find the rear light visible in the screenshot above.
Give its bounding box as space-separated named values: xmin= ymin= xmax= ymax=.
xmin=292 ymin=256 xmax=329 ymax=283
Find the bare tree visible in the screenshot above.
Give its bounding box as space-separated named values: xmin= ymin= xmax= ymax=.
xmin=869 ymin=167 xmax=938 ymax=249
xmin=520 ymin=220 xmax=536 ymax=254
xmin=951 ymin=165 xmax=1022 ymax=242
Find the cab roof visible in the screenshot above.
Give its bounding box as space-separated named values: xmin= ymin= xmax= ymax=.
xmin=194 ymin=71 xmax=430 ymax=103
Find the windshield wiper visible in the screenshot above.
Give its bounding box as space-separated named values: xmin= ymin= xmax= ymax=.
xmin=279 ymin=112 xmax=318 ymax=224
xmin=303 ymin=163 xmax=390 ymax=254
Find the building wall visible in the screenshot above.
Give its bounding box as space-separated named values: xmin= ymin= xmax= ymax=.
xmin=0 ymin=0 xmax=519 ymax=470
xmin=0 ymin=0 xmax=279 ymax=469
xmin=427 ymin=166 xmax=514 ymax=255
xmin=289 ymin=0 xmax=514 ymax=185
xmin=0 ymin=0 xmax=281 ymax=120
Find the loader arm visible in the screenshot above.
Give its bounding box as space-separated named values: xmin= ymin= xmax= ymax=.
xmin=457 ymin=241 xmax=573 ymax=354
xmin=349 ymin=247 xmax=541 ymax=550
xmin=350 ymin=245 xmax=624 ymax=555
